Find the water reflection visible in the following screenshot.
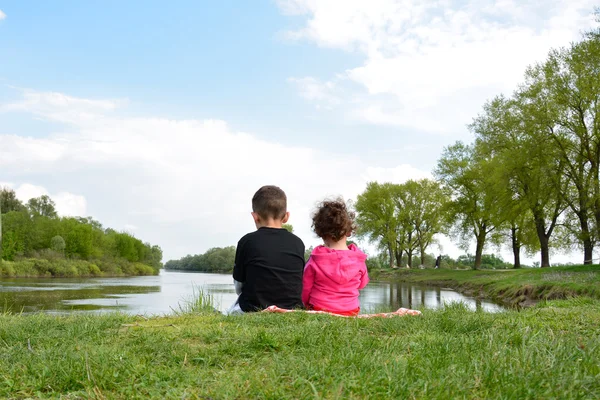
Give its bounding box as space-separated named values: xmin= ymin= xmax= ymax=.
xmin=0 ymin=270 xmax=504 ymax=315
xmin=360 ymin=281 xmax=504 ymax=313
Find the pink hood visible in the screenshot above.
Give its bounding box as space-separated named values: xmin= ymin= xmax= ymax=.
xmin=302 ymin=244 xmax=369 ymax=312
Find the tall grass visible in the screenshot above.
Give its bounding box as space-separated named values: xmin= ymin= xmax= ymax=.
xmin=172 ymin=284 xmax=218 ymax=315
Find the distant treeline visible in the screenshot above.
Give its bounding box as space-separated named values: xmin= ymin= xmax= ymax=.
xmin=1 ymin=188 xmax=162 ymax=275
xmin=365 ymin=252 xmax=513 ymax=270
xmin=165 ymin=246 xmax=235 ymax=273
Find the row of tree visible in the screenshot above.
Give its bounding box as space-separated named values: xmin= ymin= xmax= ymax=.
xmin=164 ymin=246 xmax=235 ymax=272
xmin=355 ymin=180 xmax=448 ymax=268
xmin=355 ymin=22 xmax=600 ymax=268
xmin=0 ymin=188 xmax=163 ymax=270
xmin=165 ymin=226 xmax=297 ymax=272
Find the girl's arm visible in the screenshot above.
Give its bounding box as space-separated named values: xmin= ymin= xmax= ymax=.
xmin=358 ymin=266 xmax=370 ymax=290
xmin=302 ymin=260 xmax=315 ymax=306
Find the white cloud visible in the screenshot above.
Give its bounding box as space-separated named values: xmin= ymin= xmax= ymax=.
xmin=1 ymin=89 xmax=123 ymax=124
xmin=0 ymin=10 xmax=6 ymax=20
xmin=288 ymin=77 xmax=340 ymax=109
xmin=280 ymin=0 xmax=598 ymax=133
xmin=361 ymin=164 xmax=433 ymax=184
xmin=1 ymin=89 xmax=432 ymax=259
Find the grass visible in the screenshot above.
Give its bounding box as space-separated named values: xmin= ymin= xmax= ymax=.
xmin=370 ymin=264 xmax=600 ymax=306
xmin=0 ymin=298 xmax=599 ymax=399
xmin=172 ymin=285 xmax=219 ymax=315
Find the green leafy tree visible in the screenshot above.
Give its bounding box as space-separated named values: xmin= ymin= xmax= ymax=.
xmin=355 ymin=182 xmax=399 ymax=268
xmin=27 ymin=195 xmax=58 ymax=218
xmin=304 ymin=245 xmax=314 ymax=262
xmin=165 ymin=246 xmax=235 ymax=272
xmin=532 ymin=37 xmax=600 ymax=263
xmin=51 ymin=235 xmax=66 ymax=254
xmin=393 ymin=179 xmax=449 ymax=267
xmin=472 ymin=88 xmax=568 ymax=268
xmin=435 ymin=142 xmax=505 ymax=269
xmin=0 ymin=188 xmax=25 ymax=214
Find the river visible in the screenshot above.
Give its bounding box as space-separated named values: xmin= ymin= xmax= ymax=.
xmin=0 ymin=270 xmax=504 ymax=315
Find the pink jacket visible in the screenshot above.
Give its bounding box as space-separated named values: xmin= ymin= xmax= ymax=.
xmin=302 ymin=244 xmax=369 ymax=312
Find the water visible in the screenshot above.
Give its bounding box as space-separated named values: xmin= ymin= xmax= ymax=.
xmin=0 ymin=270 xmax=504 ymax=315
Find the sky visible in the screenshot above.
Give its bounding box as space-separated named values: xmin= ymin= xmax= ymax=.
xmin=0 ymin=0 xmax=598 ymax=264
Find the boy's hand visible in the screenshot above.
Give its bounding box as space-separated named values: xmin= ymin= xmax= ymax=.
xmin=233 ymin=279 xmax=244 ymax=295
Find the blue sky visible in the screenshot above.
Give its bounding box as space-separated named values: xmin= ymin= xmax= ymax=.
xmin=0 ymin=1 xmax=597 ymax=262
xmin=1 ymin=1 xmax=364 ymax=148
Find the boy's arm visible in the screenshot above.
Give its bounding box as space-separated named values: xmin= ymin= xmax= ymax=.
xmin=233 ymin=240 xmax=245 ymax=283
xmin=301 ymin=259 xmax=315 ymax=306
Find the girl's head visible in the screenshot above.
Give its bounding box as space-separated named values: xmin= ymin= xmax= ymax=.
xmin=311 ymin=198 xmax=356 ymax=242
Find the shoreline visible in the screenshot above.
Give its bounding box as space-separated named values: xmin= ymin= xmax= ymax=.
xmin=369 ymin=265 xmax=600 ymax=307
xmin=0 ymin=258 xmax=160 ymax=278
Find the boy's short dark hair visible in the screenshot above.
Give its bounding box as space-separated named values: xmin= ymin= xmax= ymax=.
xmin=252 ymin=185 xmax=287 ymax=220
xmin=312 ymin=198 xmax=356 ymax=242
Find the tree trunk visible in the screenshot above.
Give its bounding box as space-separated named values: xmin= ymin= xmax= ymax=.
xmin=420 ymin=247 xmax=426 ymax=267
xmin=388 ymin=245 xmax=394 ymax=269
xmin=539 ymin=235 xmax=550 ymax=268
xmin=407 ymin=251 xmax=413 ymax=268
xmin=395 ymin=249 xmax=403 ymax=268
xmin=473 ymin=225 xmax=486 ymax=270
xmin=534 ymin=214 xmax=551 ymax=267
xmin=583 ymin=237 xmax=593 ymax=265
xmin=511 ymin=226 xmax=521 ymax=269
xmin=578 ymin=213 xmax=593 ymax=264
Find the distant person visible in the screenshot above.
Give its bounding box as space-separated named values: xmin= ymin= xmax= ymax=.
xmin=228 ymin=185 xmax=305 ymax=314
xmin=302 ymin=198 xmax=369 ymax=316
xmin=435 ymin=255 xmax=442 ymax=269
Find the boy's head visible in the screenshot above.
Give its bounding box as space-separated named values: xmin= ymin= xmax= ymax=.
xmin=311 ymin=198 xmax=356 ymax=242
xmin=251 ymin=185 xmax=289 ymax=227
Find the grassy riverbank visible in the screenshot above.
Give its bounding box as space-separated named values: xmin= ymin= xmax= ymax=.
xmin=1 ymin=298 xmax=599 ymax=399
xmin=0 ymin=258 xmax=159 ymax=278
xmin=370 ymin=265 xmax=600 ymax=306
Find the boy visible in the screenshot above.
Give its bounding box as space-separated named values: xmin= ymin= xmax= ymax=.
xmin=230 ymin=185 xmax=305 ymax=313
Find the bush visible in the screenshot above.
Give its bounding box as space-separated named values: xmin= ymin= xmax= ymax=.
xmin=1 ymin=258 xmax=157 ymax=277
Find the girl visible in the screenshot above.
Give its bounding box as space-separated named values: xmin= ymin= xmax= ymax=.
xmin=302 ymin=198 xmax=369 ymax=316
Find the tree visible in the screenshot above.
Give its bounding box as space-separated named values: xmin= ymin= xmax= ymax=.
xmin=27 ymin=195 xmax=58 ymax=218
xmin=0 ymin=188 xmax=25 ymax=214
xmin=393 ymin=179 xmax=449 ymax=267
xmin=165 ymin=246 xmax=235 ymax=272
xmin=282 ymin=224 xmax=294 ymax=233
xmin=435 ymin=142 xmax=505 ymax=269
xmin=472 ymin=87 xmax=568 ymax=268
xmin=355 ymin=182 xmax=399 ymax=268
xmin=1 ymin=188 xmax=25 ymax=259
xmin=533 ymin=37 xmax=600 ymax=263
xmin=304 ymin=245 xmax=314 ymax=262
xmin=51 ymin=235 xmax=66 ymax=254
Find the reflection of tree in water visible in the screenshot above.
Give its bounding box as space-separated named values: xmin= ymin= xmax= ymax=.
xmin=0 ymin=284 xmax=161 ymax=313
xmin=374 ymin=281 xmax=504 ymax=312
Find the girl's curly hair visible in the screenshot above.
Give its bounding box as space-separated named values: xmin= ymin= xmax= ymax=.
xmin=311 ymin=198 xmax=356 ymax=242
